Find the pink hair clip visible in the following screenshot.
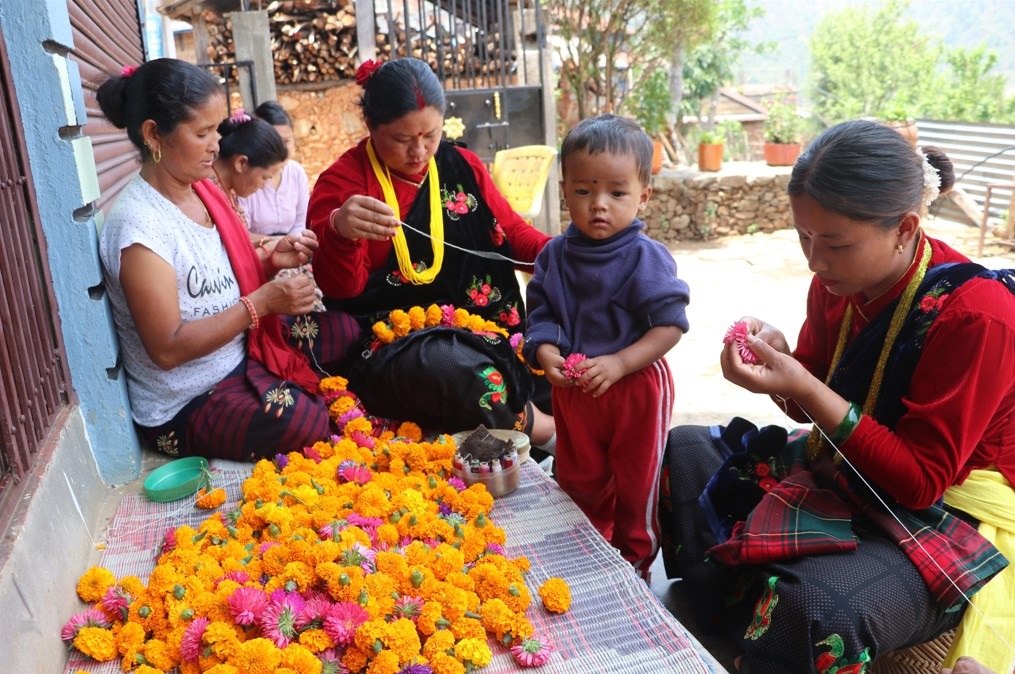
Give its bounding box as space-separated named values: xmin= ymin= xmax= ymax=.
xmin=120 ymin=64 xmax=138 ymax=78
xmin=228 ymin=108 xmax=252 ymax=124
xmin=355 ymin=59 xmax=384 ymax=87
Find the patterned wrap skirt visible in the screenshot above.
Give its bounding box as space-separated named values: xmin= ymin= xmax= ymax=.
xmin=138 ymin=310 xmax=361 ymax=461
xmin=660 ymin=424 xmax=964 ymax=674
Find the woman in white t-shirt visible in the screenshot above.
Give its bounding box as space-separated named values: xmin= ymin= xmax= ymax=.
xmin=96 ymin=58 xmax=361 ymax=461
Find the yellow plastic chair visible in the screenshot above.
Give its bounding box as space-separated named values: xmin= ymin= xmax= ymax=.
xmin=491 ymin=145 xmax=558 ymax=222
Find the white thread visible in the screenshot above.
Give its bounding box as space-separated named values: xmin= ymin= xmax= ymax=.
xmin=783 ymin=395 xmax=1015 ymax=660
xmin=397 ymin=220 xmax=536 ymax=267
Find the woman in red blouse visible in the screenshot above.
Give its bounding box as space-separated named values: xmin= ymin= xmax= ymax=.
xmin=664 ymin=120 xmax=1015 ymax=674
xmin=307 ymin=58 xmax=554 ymax=446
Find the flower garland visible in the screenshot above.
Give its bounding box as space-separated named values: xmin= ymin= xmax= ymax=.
xmin=64 ymin=375 xmax=570 ymax=673
xmin=371 ymin=305 xmax=509 ymax=346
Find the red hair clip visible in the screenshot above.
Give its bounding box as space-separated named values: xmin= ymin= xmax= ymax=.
xmin=120 ymin=64 xmax=138 ymax=78
xmin=229 ymin=108 xmax=252 ymax=124
xmin=355 ymin=59 xmax=384 ymax=87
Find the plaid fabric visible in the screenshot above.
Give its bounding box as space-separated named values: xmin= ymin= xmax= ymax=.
xmin=702 ymin=263 xmax=1013 ymax=609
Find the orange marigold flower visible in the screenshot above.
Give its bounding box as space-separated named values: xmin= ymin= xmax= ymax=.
xmin=384 ymin=617 xmax=423 ymax=661
xmin=77 ymin=566 xmax=116 ymax=602
xmin=233 ymin=637 xmax=282 ymax=674
xmin=366 ymin=649 xmax=401 ymax=674
xmin=134 ymin=665 xmax=167 ymax=674
xmin=140 ymin=638 xmax=178 ymax=671
xmin=279 ymin=642 xmax=322 ymax=672
xmin=538 ymin=577 xmax=572 ymax=613
xmin=429 ymin=652 xmax=466 ymax=674
xmin=424 ymin=304 xmax=443 ymax=326
xmin=373 ymin=321 xmax=395 ymax=344
xmin=319 ymin=375 xmax=349 ymax=396
xmin=342 ymin=645 xmax=371 ymax=672
xmin=196 ymin=487 xmax=227 ymax=509
xmin=407 ymin=305 xmax=427 ymax=330
xmin=297 ymin=627 xmax=332 ymax=653
xmin=74 ymin=625 xmax=118 ymax=661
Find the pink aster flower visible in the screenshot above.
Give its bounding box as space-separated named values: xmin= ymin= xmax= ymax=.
xmin=319 ymin=648 xmax=352 ymax=674
xmin=723 ymin=320 xmax=761 ymax=365
xmin=511 ymin=637 xmax=554 ymax=667
xmin=101 ymin=585 xmax=132 ymax=622
xmin=447 ymin=476 xmax=467 ymax=491
xmin=561 ymin=353 xmax=587 ymax=382
xmin=218 ymin=570 xmax=250 ymax=586
xmin=509 ymin=332 xmax=524 ymax=351
xmin=337 ymin=461 xmax=372 ymax=485
xmin=304 ymin=444 xmax=323 ymax=462
xmin=228 ymin=586 xmax=269 ymax=627
xmin=318 ymin=520 xmax=348 ymax=541
xmin=483 ymin=542 xmax=507 ymax=557
xmin=323 ymin=601 xmax=370 ymax=646
xmin=440 ymin=304 xmax=456 ymax=327
xmin=260 ymin=599 xmax=301 ymax=648
xmin=339 ymin=542 xmax=376 ymax=573
xmin=391 ymin=595 xmax=424 ymax=622
xmin=347 ymin=513 xmax=384 ymax=529
xmin=296 ymin=595 xmax=334 ymax=631
xmin=337 ymin=407 xmax=365 ymax=427
xmin=350 ymin=429 xmax=376 ymax=449
xmin=181 ymin=616 xmax=210 ymax=662
xmin=61 ymin=607 xmax=111 ymax=641
xmin=159 ymin=527 xmax=177 ymax=556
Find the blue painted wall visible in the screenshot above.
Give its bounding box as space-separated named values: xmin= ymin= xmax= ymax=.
xmin=0 ymin=0 xmax=142 ymax=484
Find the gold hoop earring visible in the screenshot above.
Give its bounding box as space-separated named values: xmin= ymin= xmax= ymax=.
xmin=152 ymin=146 xmax=162 ymax=164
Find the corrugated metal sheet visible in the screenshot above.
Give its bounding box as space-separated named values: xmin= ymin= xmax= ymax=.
xmin=918 ymin=119 xmax=1015 ymax=226
xmin=69 ymin=0 xmax=146 ymax=213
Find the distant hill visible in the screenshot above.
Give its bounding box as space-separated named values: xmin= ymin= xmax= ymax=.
xmin=735 ymin=0 xmax=1015 ymax=91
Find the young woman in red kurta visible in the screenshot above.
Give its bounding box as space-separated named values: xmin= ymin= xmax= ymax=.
xmin=664 ymin=119 xmax=1015 ymax=674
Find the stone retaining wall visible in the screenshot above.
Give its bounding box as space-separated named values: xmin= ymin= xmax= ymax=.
xmin=558 ymin=161 xmax=796 ymax=247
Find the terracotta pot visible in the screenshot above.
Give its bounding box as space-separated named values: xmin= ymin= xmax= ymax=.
xmin=698 ymin=142 xmax=723 ymax=172
xmin=881 ymin=120 xmax=919 ymax=147
xmin=763 ymin=142 xmax=801 ymax=166
xmin=652 ymin=139 xmax=664 ymax=174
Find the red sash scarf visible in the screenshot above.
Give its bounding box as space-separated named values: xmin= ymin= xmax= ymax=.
xmin=192 ymin=179 xmax=319 ymax=392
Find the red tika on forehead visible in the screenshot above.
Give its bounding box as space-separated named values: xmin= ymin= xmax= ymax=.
xmin=414 ymin=84 xmax=426 ymax=110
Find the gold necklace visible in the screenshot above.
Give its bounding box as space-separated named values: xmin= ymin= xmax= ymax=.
xmin=806 ymin=241 xmax=933 ymax=462
xmin=390 ymin=171 xmax=427 ymax=189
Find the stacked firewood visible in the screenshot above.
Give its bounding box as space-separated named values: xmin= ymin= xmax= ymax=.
xmin=202 ymin=0 xmax=514 ymax=85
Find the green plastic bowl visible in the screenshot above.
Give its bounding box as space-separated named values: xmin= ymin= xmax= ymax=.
xmin=143 ymin=457 xmax=209 ymax=502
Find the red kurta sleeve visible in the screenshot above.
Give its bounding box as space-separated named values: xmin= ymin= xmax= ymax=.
xmin=841 ymin=277 xmax=1015 ymax=509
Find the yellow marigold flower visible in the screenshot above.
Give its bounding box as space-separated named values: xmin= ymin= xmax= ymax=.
xmin=429 ymin=652 xmax=466 ymax=674
xmin=74 ymin=625 xmax=118 ymax=661
xmin=373 ymin=321 xmax=395 ymax=344
xmin=141 ymin=638 xmax=178 ymax=672
xmin=318 ymin=375 xmax=348 ymax=396
xmin=454 ymin=637 xmax=492 ymax=667
xmin=233 ymin=637 xmax=282 ymax=674
xmin=280 ymin=642 xmax=323 ymax=673
xmin=539 ymin=577 xmax=572 ymax=613
xmin=196 ymin=487 xmax=227 ymax=509
xmin=76 ymin=566 xmax=116 ymax=602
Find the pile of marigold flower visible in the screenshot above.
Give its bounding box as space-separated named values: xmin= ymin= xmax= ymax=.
xmin=64 ymin=376 xmax=569 ymax=674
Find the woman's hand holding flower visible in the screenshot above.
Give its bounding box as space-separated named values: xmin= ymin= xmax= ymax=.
xmin=720 ymin=325 xmax=812 ymax=401
xmin=330 ymin=195 xmax=399 ymax=241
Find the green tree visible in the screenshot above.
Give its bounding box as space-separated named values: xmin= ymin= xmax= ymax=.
xmin=809 ymin=0 xmax=936 ymax=123
xmin=550 ymin=0 xmax=715 ymax=125
xmin=927 ymin=46 xmax=1015 ymax=123
xmin=681 ymin=0 xmax=770 ymax=132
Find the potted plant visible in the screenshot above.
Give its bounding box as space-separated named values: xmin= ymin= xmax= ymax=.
xmin=878 ymin=100 xmax=918 ymax=147
xmin=628 ymin=68 xmax=672 ymax=174
xmin=698 ymin=127 xmax=725 ymax=172
xmin=763 ymin=93 xmax=802 ymax=166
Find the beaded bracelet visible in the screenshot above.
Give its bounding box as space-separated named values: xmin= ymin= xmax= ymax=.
xmin=239 ymin=296 xmax=259 ymax=330
xmin=828 ymin=401 xmax=862 ymax=446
